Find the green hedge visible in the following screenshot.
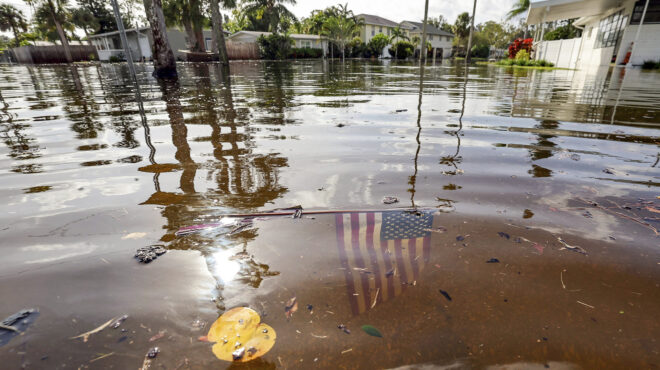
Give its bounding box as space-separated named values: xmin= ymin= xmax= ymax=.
xmin=642 ymin=60 xmax=660 ymax=70
xmin=288 ymin=47 xmax=323 ymax=59
xmin=496 ymin=58 xmax=555 ymax=67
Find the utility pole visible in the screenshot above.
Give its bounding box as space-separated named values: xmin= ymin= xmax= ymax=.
xmin=110 ymin=0 xmax=137 ymax=79
xmin=465 ymin=0 xmax=478 ymax=62
xmin=419 ymin=0 xmax=429 ymax=64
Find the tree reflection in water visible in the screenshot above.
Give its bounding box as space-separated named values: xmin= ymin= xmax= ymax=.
xmin=137 ymin=64 xmax=287 ymax=308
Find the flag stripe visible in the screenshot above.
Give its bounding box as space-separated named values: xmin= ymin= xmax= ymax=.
xmin=351 ymin=213 xmax=370 ymax=313
xmin=365 ymin=212 xmax=382 ymax=306
xmin=335 ymin=214 xmax=359 ymax=316
xmin=394 ymin=239 xmax=408 ymax=292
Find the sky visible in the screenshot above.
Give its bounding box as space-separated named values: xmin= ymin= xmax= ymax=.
xmin=2 ymin=0 xmax=520 ymax=37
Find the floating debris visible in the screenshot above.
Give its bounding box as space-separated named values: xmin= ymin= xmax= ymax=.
xmin=456 ymin=235 xmax=465 ymax=241
xmin=425 ymin=226 xmax=447 ymax=234
xmin=439 ymin=290 xmax=452 ymax=302
xmin=557 ymin=237 xmax=587 ymax=255
xmin=285 ymin=297 xmax=298 ymax=319
xmin=602 ymin=168 xmax=615 ymax=175
xmin=147 ymin=347 xmax=160 ymax=358
xmin=486 ymin=258 xmax=500 ymax=263
xmin=395 ymin=109 xmax=408 ymax=112
xmin=498 ymin=232 xmax=510 ymax=240
xmin=71 ymin=316 xmax=119 ymax=342
xmin=149 ymin=330 xmax=166 ymax=342
xmin=382 ymin=196 xmax=399 ymax=204
xmin=337 ymin=324 xmax=351 ymax=334
xmin=111 ymin=315 xmax=128 ymax=329
xmin=361 ymin=325 xmax=383 ymax=338
xmin=134 ymin=245 xmax=167 ymax=263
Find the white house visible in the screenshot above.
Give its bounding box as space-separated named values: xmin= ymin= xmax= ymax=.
xmin=400 ymin=21 xmax=454 ymax=59
xmin=227 ymin=31 xmax=328 ymax=56
xmin=527 ymin=0 xmax=660 ymax=69
xmin=356 ymin=14 xmax=408 ymax=57
xmin=89 ymin=27 xmax=227 ymax=61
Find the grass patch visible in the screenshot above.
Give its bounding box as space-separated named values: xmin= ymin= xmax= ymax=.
xmin=479 ymin=59 xmax=569 ymax=71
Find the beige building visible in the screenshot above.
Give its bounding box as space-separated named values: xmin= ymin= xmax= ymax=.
xmin=400 ymin=21 xmax=454 ymax=59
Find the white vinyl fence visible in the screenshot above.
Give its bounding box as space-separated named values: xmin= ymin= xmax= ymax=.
xmin=535 ymin=38 xmax=581 ymax=69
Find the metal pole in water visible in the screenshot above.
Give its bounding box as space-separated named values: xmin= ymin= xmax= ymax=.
xmin=110 ymin=0 xmax=137 ymax=80
xmin=465 ymin=0 xmax=478 ymax=62
xmin=419 ymin=0 xmax=429 ymax=64
xmin=627 ymin=0 xmax=649 ymax=68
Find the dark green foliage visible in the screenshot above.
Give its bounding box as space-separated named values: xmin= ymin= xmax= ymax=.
xmin=257 ymin=33 xmax=293 ymax=59
xmin=470 ymin=44 xmax=490 ymax=58
xmin=367 ymin=33 xmax=389 ymax=57
xmin=544 ymin=19 xmax=579 ymax=41
xmin=388 ymin=41 xmax=414 ymax=59
xmin=347 ymin=37 xmax=367 ymax=57
xmin=641 ymin=60 xmax=660 ymax=70
xmin=288 ymin=47 xmax=323 ymax=58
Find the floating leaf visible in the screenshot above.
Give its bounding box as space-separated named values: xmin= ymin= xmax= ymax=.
xmin=205 ymin=307 xmax=276 ymax=362
xmin=361 ymin=325 xmax=383 ymax=338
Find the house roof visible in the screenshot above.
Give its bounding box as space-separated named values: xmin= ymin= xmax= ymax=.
xmin=228 ymin=31 xmax=326 ymax=41
xmin=526 ymin=0 xmax=621 ymax=24
xmin=88 ymin=27 xmax=151 ymax=39
xmin=356 ymin=14 xmax=402 ymax=28
xmin=401 ymin=21 xmax=454 ymax=37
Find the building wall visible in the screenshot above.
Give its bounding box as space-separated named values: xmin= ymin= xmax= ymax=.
xmin=360 ymin=24 xmax=395 ymax=44
xmin=615 ymin=24 xmax=660 ymax=65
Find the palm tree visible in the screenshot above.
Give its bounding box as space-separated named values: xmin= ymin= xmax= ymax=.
xmin=143 ymin=0 xmax=177 ymax=77
xmin=507 ymin=0 xmax=530 ymax=38
xmin=389 ymin=25 xmax=408 ymax=59
xmin=0 ymin=4 xmax=28 ymax=47
xmin=242 ymin=0 xmax=296 ymax=33
xmin=71 ymin=7 xmax=99 ymax=43
xmin=26 ymin=0 xmax=74 ymax=62
xmin=209 ymin=0 xmax=235 ymax=64
xmin=506 ymin=0 xmax=530 ymax=19
xmin=322 ymin=3 xmax=360 ymax=61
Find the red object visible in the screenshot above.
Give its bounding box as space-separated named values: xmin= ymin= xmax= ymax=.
xmin=508 ymin=38 xmax=534 ymax=59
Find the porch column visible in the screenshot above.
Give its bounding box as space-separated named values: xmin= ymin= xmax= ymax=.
xmin=627 ymin=0 xmax=650 ymax=68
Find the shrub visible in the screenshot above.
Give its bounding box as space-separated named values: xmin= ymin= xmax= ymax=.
xmin=641 ymin=60 xmax=660 ymax=70
xmin=347 ymin=37 xmax=367 ymax=57
xmin=515 ymin=49 xmax=530 ymax=61
xmin=508 ymin=38 xmax=533 ymax=59
xmin=257 ymin=33 xmax=293 ymax=60
xmin=470 ymin=44 xmax=490 ymax=59
xmin=388 ymin=40 xmax=414 ymax=59
xmin=288 ymin=47 xmax=323 ymax=59
xmin=367 ymin=34 xmax=389 ymax=57
xmin=108 ymin=55 xmax=121 ymax=63
xmin=496 ymin=58 xmax=554 ymax=68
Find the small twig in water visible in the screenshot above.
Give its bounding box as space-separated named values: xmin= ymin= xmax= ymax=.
xmin=371 ymin=288 xmax=380 ymax=309
xmin=90 ymin=352 xmax=114 ymax=363
xmin=577 ymin=301 xmax=594 ymax=309
xmin=341 ymin=348 xmax=353 ymax=354
xmin=560 ymin=270 xmax=566 ymax=289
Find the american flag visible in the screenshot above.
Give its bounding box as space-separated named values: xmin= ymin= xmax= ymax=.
xmin=335 ymin=210 xmax=434 ymax=316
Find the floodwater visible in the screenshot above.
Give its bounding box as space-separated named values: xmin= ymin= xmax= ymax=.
xmin=0 ymin=60 xmax=659 ymax=369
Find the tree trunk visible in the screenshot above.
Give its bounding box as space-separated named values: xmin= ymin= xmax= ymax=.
xmin=11 ymin=24 xmax=20 ymax=47
xmin=183 ymin=21 xmax=195 ymax=51
xmin=210 ymin=0 xmax=229 ymax=64
xmin=194 ymin=24 xmax=205 ymax=52
xmin=190 ymin=0 xmax=205 ymax=52
xmin=143 ymin=0 xmax=177 ymax=78
xmin=47 ymin=0 xmax=73 ymax=63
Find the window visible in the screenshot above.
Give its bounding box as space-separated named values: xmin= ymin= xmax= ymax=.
xmin=429 ymin=35 xmax=433 ymax=41
xmin=371 ymin=29 xmax=375 ymax=36
xmin=379 ymin=26 xmax=383 ymax=33
xmin=301 ymin=40 xmax=311 ymax=48
xmin=446 ymin=36 xmax=451 ymax=42
xmin=631 ymin=0 xmax=660 ymax=24
xmin=595 ymin=10 xmax=627 ymax=48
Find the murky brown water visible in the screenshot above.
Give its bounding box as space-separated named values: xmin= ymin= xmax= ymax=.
xmin=0 ymin=60 xmax=659 ymax=369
